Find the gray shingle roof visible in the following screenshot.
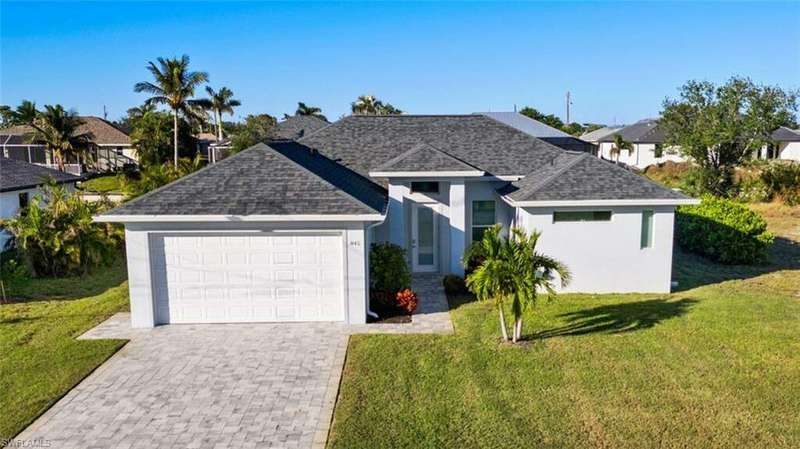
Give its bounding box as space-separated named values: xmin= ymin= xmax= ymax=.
xmin=479 ymin=112 xmax=573 ymax=138
xmin=0 ymin=157 xmax=82 ymax=192
xmin=772 ymin=126 xmax=800 ymax=142
xmin=580 ymin=126 xmax=623 ymax=143
xmin=101 ymin=143 xmax=386 ymax=217
xmin=373 ymin=143 xmax=482 ymax=173
xmin=598 ymin=119 xmax=665 ymax=143
xmin=298 ymin=114 xmax=566 ymax=180
xmin=502 ymin=153 xmax=689 ymax=202
xmin=271 ymin=115 xmax=330 ymax=140
xmin=0 ymin=117 xmax=130 ymax=146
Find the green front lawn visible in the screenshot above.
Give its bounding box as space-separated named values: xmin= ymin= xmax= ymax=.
xmin=329 ymin=207 xmax=800 ymax=448
xmin=0 ymin=258 xmax=129 ymax=441
xmin=79 ymin=174 xmax=123 ymax=194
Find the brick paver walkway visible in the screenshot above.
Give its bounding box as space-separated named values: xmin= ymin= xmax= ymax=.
xmin=16 ymin=274 xmax=453 ymax=449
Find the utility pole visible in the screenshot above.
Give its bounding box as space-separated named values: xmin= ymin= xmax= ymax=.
xmin=565 ymin=91 xmax=571 ymax=124
xmin=103 ymin=105 xmax=108 ymax=120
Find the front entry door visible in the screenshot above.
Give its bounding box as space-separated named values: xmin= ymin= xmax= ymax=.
xmin=412 ymin=203 xmax=438 ymax=272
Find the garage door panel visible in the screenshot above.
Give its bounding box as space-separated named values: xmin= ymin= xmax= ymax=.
xmin=154 ymin=233 xmax=345 ymax=324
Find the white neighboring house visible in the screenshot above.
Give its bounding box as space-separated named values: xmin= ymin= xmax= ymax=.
xmin=0 ymin=116 xmax=136 ymax=174
xmin=96 ymin=114 xmax=697 ymax=328
xmin=758 ymin=126 xmax=800 ymax=161
xmin=0 ymin=157 xmax=82 ymax=250
xmin=596 ymin=119 xmax=686 ymax=169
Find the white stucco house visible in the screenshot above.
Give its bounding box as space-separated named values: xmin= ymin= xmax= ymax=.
xmin=596 ymin=119 xmax=686 ymax=169
xmin=0 ymin=157 xmax=81 ymax=249
xmin=96 ymin=114 xmax=697 ymax=328
xmin=758 ymin=126 xmax=800 ymax=161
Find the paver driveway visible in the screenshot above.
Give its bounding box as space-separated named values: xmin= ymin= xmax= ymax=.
xmin=15 ymin=274 xmax=452 ymax=449
xmin=17 ymin=322 xmax=350 ymax=449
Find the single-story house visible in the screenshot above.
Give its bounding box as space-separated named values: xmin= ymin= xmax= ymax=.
xmin=758 ymin=126 xmax=800 ymax=161
xmin=0 ymin=157 xmax=82 ymax=249
xmin=481 ymin=111 xmax=596 ymax=153
xmin=597 ymin=119 xmax=686 ymax=169
xmin=96 ymin=114 xmax=697 ymax=328
xmin=0 ymin=116 xmax=136 ymax=174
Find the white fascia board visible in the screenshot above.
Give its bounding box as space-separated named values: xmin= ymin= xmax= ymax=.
xmin=368 ymin=170 xmax=485 ymax=178
xmin=94 ymin=214 xmax=386 ymax=223
xmin=506 ymin=198 xmax=701 ymax=207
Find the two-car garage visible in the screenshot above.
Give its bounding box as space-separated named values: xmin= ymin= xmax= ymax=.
xmin=150 ymin=233 xmax=346 ymax=324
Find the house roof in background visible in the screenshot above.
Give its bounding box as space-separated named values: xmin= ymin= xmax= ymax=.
xmin=479 ymin=111 xmax=574 ymax=138
xmin=501 ymin=153 xmax=690 ymax=203
xmin=0 ymin=157 xmax=82 ymax=192
xmin=772 ymin=126 xmax=800 ymax=142
xmin=100 ymin=143 xmax=386 ymax=217
xmin=298 ymin=114 xmax=567 ymax=180
xmin=271 ymin=115 xmax=330 ymax=140
xmin=580 ymin=126 xmax=624 ymax=143
xmin=372 ymin=142 xmax=483 ymax=174
xmin=0 ymin=116 xmax=130 ymax=146
xmin=597 ymin=119 xmax=665 ymax=144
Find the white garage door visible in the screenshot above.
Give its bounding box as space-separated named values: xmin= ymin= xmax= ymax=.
xmin=152 ymin=233 xmax=345 ymax=324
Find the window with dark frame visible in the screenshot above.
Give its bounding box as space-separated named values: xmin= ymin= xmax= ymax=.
xmin=471 ymin=200 xmax=496 ymax=241
xmin=18 ymin=192 xmax=29 ymax=209
xmin=552 ymin=211 xmax=612 ymax=222
xmin=410 ymin=181 xmax=439 ymax=194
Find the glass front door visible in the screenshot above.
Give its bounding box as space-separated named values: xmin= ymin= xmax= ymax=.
xmin=412 ymin=203 xmax=438 ymax=272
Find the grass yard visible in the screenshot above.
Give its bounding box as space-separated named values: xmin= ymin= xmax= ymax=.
xmin=0 ymin=257 xmax=129 ymax=441
xmin=329 ymin=205 xmax=800 ymax=449
xmin=78 ymin=174 xmax=124 ymax=194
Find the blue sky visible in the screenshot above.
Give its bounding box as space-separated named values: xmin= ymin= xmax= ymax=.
xmin=2 ymin=1 xmax=799 ymax=125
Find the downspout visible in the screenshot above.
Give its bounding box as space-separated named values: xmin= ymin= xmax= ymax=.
xmin=365 ymin=215 xmax=388 ymax=320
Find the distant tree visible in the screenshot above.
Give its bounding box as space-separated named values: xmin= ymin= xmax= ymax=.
xmin=661 ymin=77 xmax=798 ymax=195
xmin=519 ymin=106 xmax=565 ymax=130
xmin=228 ymin=113 xmax=277 ymax=153
xmin=609 ymin=133 xmax=633 ymax=163
xmin=134 ymin=55 xmax=208 ymax=167
xmin=295 ymin=102 xmax=327 ymax=121
xmin=129 ymin=111 xmax=195 ymax=167
xmin=0 ymin=105 xmax=13 ymax=127
xmin=351 ymin=95 xmax=402 ymax=115
xmin=197 ymin=86 xmax=241 ymax=140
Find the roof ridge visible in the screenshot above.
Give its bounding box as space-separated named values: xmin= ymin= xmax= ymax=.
xmin=516 ymin=153 xmax=589 ymax=197
xmin=373 ymin=141 xmax=482 ymax=172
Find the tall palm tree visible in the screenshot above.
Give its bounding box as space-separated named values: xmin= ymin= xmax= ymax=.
xmin=295 ymin=102 xmax=327 ymax=121
xmin=464 ymin=225 xmax=570 ymax=343
xmin=198 ymin=86 xmax=241 ymax=140
xmin=134 ymin=55 xmax=208 ymax=167
xmin=34 ymin=105 xmax=92 ymax=172
xmin=609 ymin=133 xmax=633 ymax=163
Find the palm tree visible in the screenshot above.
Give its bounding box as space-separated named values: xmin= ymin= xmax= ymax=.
xmin=198 ymin=86 xmax=241 ymax=140
xmin=134 ymin=55 xmax=208 ymax=167
xmin=609 ymin=133 xmax=633 ymax=163
xmin=351 ymin=95 xmax=380 ymax=115
xmin=34 ymin=105 xmax=93 ymax=172
xmin=295 ymin=102 xmax=327 ymax=121
xmin=464 ymin=225 xmax=570 ymax=343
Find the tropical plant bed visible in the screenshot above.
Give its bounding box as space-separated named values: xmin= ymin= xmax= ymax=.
xmin=368 ymin=291 xmax=413 ymax=324
xmin=0 ymin=257 xmax=130 ymax=441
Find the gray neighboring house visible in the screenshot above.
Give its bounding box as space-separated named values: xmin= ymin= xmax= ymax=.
xmin=97 ymin=114 xmax=696 ymax=328
xmin=759 ymin=126 xmax=800 ymax=161
xmin=271 ymin=114 xmax=329 ymax=140
xmin=480 ymin=111 xmax=596 ymax=153
xmin=1 ymin=157 xmax=82 ymax=248
xmin=596 ymin=119 xmax=686 ymax=169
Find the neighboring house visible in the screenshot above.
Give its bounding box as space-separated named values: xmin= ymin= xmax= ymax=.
xmin=0 ymin=157 xmax=82 ymax=249
xmin=481 ymin=111 xmax=596 ymax=153
xmin=596 ymin=119 xmax=686 ymax=169
xmin=97 ymin=114 xmax=697 ymax=328
xmin=580 ymin=125 xmax=624 ymax=144
xmin=271 ymin=114 xmax=329 ymax=140
xmin=758 ymin=126 xmax=800 ymax=161
xmin=0 ymin=116 xmax=136 ymax=174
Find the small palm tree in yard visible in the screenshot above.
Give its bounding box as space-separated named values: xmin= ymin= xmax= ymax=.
xmin=610 ymin=133 xmax=633 ymax=163
xmin=464 ymin=225 xmax=571 ymax=343
xmin=134 ymin=55 xmax=208 ymax=167
xmin=199 ymin=86 xmax=241 ymax=140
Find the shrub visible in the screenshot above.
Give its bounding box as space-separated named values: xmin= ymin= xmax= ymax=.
xmin=760 ymin=162 xmax=800 ymax=205
xmin=0 ymin=249 xmax=30 ymax=287
xmin=442 ymin=274 xmax=468 ymax=295
xmin=676 ymin=196 xmax=774 ymax=264
xmin=2 ymin=182 xmax=124 ymax=277
xmin=395 ymin=289 xmax=418 ymax=314
xmin=369 ymin=242 xmax=411 ymax=293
